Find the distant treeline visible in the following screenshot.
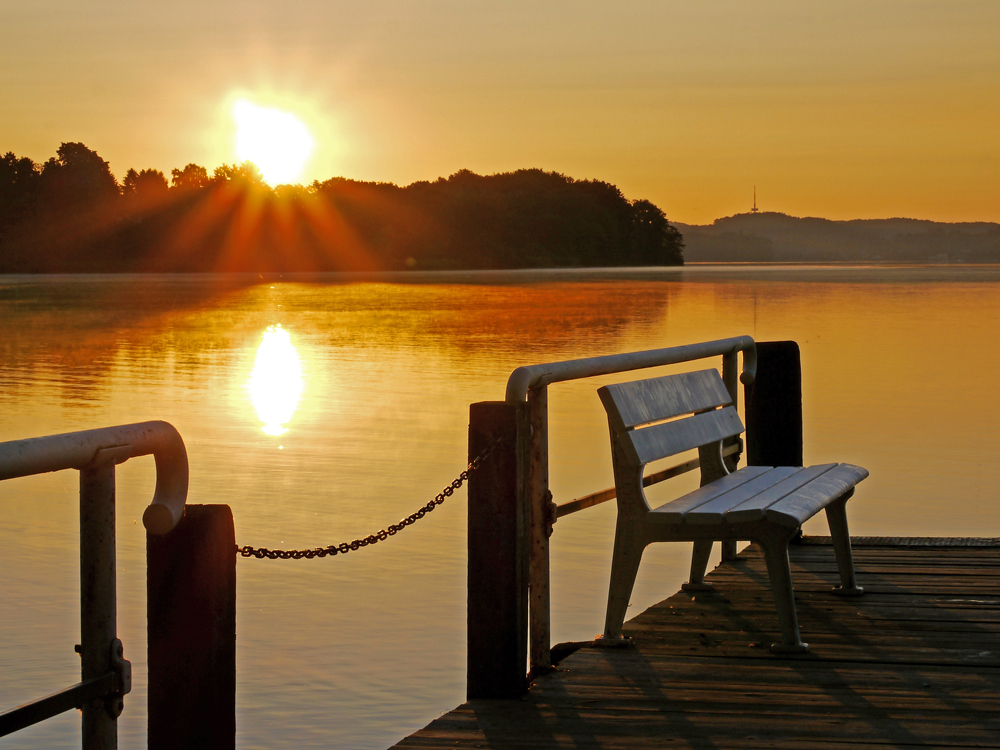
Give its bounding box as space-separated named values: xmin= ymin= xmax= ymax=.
xmin=0 ymin=143 xmax=684 ymax=273
xmin=675 ymin=212 xmax=1000 ymax=263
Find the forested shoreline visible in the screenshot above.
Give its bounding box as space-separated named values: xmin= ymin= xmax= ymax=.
xmin=0 ymin=143 xmax=684 ymax=273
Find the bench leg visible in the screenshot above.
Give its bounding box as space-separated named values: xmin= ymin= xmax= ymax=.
xmin=825 ymin=491 xmax=864 ymax=596
xmin=682 ymin=540 xmax=715 ymax=592
xmin=759 ymin=530 xmax=809 ymax=653
xmin=721 ymin=540 xmax=738 ymax=562
xmin=602 ymin=524 xmax=645 ymax=641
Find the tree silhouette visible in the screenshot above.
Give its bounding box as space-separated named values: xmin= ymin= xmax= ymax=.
xmin=212 ymin=161 xmax=265 ymax=186
xmin=40 ymin=142 xmax=119 ymax=211
xmin=123 ymin=168 xmax=169 ymax=208
xmin=312 ymin=168 xmax=685 ymax=270
xmin=0 ymin=152 xmax=41 ymax=231
xmin=170 ymin=163 xmax=209 ymax=190
xmin=629 ymin=199 xmax=684 ymax=265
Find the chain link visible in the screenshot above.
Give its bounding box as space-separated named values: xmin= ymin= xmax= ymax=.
xmin=236 ymin=437 xmax=501 ymax=560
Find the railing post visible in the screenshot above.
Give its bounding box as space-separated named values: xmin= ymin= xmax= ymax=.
xmin=147 ymin=505 xmax=236 ymax=750
xmin=720 ymin=349 xmax=741 ymax=562
xmin=467 ymin=401 xmax=529 ymax=699
xmin=79 ymin=456 xmax=118 ymax=750
xmin=746 ymin=341 xmax=803 ymax=468
xmin=527 ymin=385 xmax=551 ymax=674
xmin=0 ymin=423 xmax=186 ymax=745
xmin=721 ymin=349 xmax=742 ymax=473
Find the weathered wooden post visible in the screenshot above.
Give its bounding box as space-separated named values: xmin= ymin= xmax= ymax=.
xmin=147 ymin=504 xmax=236 ymax=750
xmin=745 ymin=340 xmax=804 ymax=468
xmin=467 ymin=401 xmax=530 ymax=699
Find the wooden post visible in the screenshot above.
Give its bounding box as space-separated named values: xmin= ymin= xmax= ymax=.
xmin=147 ymin=505 xmax=236 ymax=750
xmin=745 ymin=341 xmax=803 ymax=468
xmin=467 ymin=401 xmax=529 ymax=699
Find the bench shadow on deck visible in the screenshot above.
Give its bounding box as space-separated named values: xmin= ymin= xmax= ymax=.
xmin=394 ymin=538 xmax=1000 ymax=749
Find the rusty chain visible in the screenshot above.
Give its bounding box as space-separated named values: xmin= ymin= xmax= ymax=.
xmin=236 ymin=436 xmax=501 ymax=560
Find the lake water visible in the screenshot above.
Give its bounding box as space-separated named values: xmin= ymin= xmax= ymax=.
xmin=1 ymin=265 xmax=999 ymax=749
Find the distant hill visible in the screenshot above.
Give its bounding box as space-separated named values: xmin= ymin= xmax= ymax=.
xmin=674 ymin=212 xmax=1000 ymax=263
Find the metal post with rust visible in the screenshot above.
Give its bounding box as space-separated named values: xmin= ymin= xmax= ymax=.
xmin=147 ymin=504 xmax=236 ymax=750
xmin=721 ymin=349 xmax=741 ymax=470
xmin=720 ymin=349 xmax=741 ymax=562
xmin=79 ymin=455 xmax=119 ymax=750
xmin=527 ymin=385 xmax=551 ymax=674
xmin=467 ymin=401 xmax=530 ymax=699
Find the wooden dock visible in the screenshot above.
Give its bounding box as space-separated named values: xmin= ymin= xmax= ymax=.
xmin=394 ymin=538 xmax=1000 ymax=749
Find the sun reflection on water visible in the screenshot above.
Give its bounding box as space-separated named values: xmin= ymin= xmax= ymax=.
xmin=250 ymin=325 xmax=303 ymax=436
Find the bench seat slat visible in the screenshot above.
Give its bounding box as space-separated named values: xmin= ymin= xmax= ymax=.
xmin=682 ymin=466 xmax=803 ymax=524
xmin=648 ymin=465 xmax=772 ymax=523
xmin=765 ymin=463 xmax=870 ymax=528
xmin=628 ymin=406 xmax=743 ymax=466
xmin=722 ymin=464 xmax=840 ymax=524
xmin=599 ymin=369 xmax=732 ymax=432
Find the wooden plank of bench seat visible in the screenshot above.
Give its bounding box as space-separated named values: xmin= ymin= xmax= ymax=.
xmin=765 ymin=463 xmax=869 ymax=528
xmin=683 ymin=466 xmax=802 ymax=524
xmin=722 ymin=464 xmax=840 ymax=524
xmin=599 ymin=369 xmax=732 ymax=432
xmin=648 ymin=465 xmax=773 ymax=523
xmin=629 ymin=406 xmax=743 ymax=466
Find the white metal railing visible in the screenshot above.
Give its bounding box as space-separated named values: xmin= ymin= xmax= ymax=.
xmin=0 ymin=421 xmax=188 ymax=749
xmin=504 ymin=336 xmax=757 ymax=673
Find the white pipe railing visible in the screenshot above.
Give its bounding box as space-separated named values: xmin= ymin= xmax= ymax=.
xmin=0 ymin=421 xmax=189 ymax=749
xmin=0 ymin=420 xmax=189 ymax=534
xmin=505 ymin=336 xmax=757 ymax=402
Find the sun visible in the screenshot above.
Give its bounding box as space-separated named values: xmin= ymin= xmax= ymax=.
xmin=249 ymin=325 xmax=303 ymax=436
xmin=233 ymin=100 xmax=314 ymax=185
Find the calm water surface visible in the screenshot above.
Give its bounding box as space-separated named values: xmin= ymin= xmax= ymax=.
xmin=1 ymin=265 xmax=998 ymax=748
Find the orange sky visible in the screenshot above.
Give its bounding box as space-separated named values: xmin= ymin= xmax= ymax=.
xmin=2 ymin=1 xmax=998 ymax=225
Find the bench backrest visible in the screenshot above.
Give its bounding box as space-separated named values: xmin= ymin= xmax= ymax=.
xmin=598 ymin=369 xmax=743 ymax=500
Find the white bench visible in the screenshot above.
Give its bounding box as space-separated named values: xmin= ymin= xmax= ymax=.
xmin=598 ymin=368 xmax=867 ymax=653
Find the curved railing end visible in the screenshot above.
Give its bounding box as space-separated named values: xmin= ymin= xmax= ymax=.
xmin=140 ymin=421 xmax=189 ymax=536
xmin=505 ymin=366 xmax=536 ymax=403
xmin=0 ymin=420 xmax=190 ymax=536
xmin=735 ymin=336 xmax=758 ymax=386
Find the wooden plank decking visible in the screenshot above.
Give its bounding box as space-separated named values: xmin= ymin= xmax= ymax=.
xmin=394 ymin=538 xmax=1000 ymax=749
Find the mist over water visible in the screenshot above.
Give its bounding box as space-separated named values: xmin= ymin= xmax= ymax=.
xmin=1 ymin=265 xmax=998 ymax=749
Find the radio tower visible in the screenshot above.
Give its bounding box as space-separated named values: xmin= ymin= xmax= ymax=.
xmin=751 ymin=186 xmax=759 ymax=213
